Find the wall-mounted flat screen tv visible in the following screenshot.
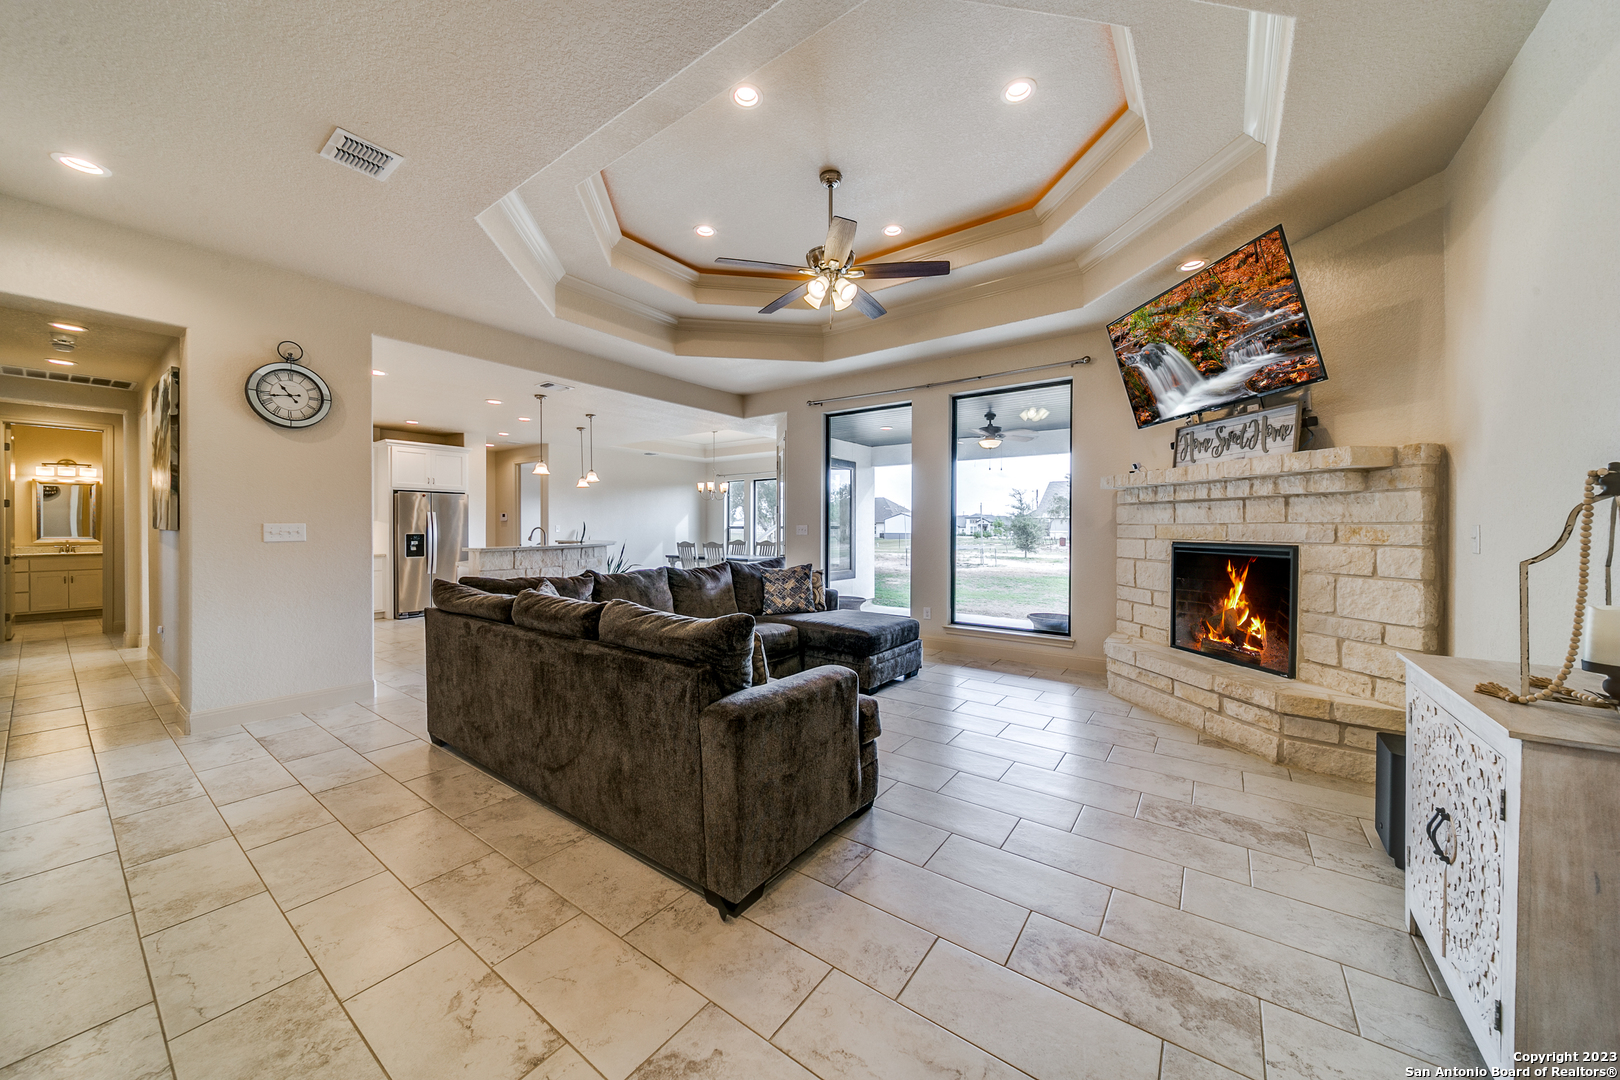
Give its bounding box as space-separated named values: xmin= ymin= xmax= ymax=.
xmin=1108 ymin=225 xmax=1327 ymax=429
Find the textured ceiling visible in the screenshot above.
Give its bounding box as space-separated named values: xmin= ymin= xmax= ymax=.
xmin=0 ymin=298 xmax=177 ymax=385
xmin=0 ymin=0 xmax=1551 ymax=398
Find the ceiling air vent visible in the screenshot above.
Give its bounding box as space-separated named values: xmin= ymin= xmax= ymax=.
xmin=319 ymin=127 xmax=404 ymax=181
xmin=1 ymin=365 xmax=133 ymax=390
xmin=536 ymin=381 xmax=573 ymax=392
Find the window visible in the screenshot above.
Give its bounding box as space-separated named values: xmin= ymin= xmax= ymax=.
xmin=726 ymin=483 xmax=748 ymax=549
xmin=826 ymin=404 xmax=912 ymax=611
xmin=951 ymin=381 xmax=1070 ymax=633
xmin=752 ymin=478 xmax=778 ymax=551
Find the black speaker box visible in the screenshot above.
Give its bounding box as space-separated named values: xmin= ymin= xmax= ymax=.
xmin=1375 ymin=732 xmax=1406 ymax=869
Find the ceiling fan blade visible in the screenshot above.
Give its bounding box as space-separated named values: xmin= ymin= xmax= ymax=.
xmin=825 ymin=216 xmax=857 ymax=267
xmin=855 ymin=260 xmax=952 ymax=278
xmin=1001 ymin=429 xmax=1037 ymax=438
xmin=849 ymin=284 xmax=886 ymax=319
xmin=715 ymin=257 xmax=809 ymax=273
xmin=758 ymin=281 xmax=811 ymax=314
xmin=1003 ymin=435 xmax=1035 ymax=442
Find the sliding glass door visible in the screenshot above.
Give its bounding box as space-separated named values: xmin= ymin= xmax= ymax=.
xmin=826 ymin=403 xmax=912 ymax=613
xmin=951 ymin=381 xmax=1071 ymax=633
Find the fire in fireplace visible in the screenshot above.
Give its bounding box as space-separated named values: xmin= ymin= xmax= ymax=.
xmin=1171 ymin=542 xmax=1298 ymax=678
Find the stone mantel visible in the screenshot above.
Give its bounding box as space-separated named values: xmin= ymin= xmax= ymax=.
xmin=467 ymin=543 xmax=613 ymax=577
xmin=1103 ymin=443 xmax=1445 ymax=780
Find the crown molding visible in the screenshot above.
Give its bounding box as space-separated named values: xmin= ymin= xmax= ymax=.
xmin=1245 ymin=10 xmax=1295 ymax=185
xmin=476 ymin=191 xmax=565 ymax=315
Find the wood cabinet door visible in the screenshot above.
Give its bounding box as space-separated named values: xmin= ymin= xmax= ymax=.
xmin=29 ymin=571 xmax=69 ymax=611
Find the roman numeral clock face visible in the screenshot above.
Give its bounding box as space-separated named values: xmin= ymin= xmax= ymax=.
xmin=246 ymin=361 xmax=333 ymax=428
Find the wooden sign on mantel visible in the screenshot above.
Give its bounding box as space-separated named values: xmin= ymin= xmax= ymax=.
xmin=1173 ymin=401 xmax=1301 ymax=467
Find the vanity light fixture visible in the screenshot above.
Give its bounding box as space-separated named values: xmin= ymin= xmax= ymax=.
xmin=732 ymin=84 xmax=761 ymax=108
xmin=882 ymin=225 xmax=903 ymax=237
xmin=1177 ymin=258 xmax=1207 ymax=272
xmin=1002 ymin=78 xmax=1036 ymax=104
xmin=693 ymin=225 xmax=716 ymax=237
xmin=51 ymin=153 xmax=110 ymax=175
xmin=585 ymin=413 xmax=600 ymax=484
xmin=576 ymin=427 xmax=590 ymax=488
xmin=36 ymin=459 xmax=98 ymax=480
xmin=531 ymin=394 xmax=550 ymax=475
xmin=49 ymin=322 xmax=87 ymax=333
xmin=46 ymin=358 xmax=75 ymax=366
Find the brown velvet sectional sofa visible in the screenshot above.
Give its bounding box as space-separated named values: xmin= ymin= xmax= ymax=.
xmin=461 ymin=559 xmax=923 ymax=692
xmin=424 ymin=577 xmax=882 ymax=915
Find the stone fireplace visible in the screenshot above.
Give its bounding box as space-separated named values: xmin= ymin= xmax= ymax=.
xmin=1103 ymin=444 xmax=1443 ymax=780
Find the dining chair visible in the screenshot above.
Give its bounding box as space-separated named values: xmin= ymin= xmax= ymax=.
xmin=728 ymin=540 xmax=746 ymax=554
xmin=677 ymin=540 xmax=698 ymax=569
xmin=755 ymin=541 xmax=776 ymax=557
xmin=703 ymin=541 xmax=724 ymax=563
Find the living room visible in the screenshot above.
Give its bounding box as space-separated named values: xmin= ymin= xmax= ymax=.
xmin=1 ymin=0 xmax=1616 ymax=1076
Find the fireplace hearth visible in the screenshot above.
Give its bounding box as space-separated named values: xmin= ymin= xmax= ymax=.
xmin=1172 ymin=542 xmax=1298 ymax=678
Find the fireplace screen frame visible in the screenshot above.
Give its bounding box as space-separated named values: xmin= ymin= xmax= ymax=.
xmin=1170 ymin=541 xmax=1299 ymax=679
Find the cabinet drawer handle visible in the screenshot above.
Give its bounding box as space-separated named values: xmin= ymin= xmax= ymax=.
xmin=1425 ymin=806 xmax=1457 ymax=865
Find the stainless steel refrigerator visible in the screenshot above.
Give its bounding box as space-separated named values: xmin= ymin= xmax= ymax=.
xmin=393 ymin=490 xmax=469 ymax=618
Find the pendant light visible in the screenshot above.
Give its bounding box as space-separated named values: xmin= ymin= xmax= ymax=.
xmin=585 ymin=413 xmax=600 ymax=484
xmin=530 ymin=394 xmax=549 ymax=475
xmin=575 ymin=427 xmax=590 ymax=488
xmin=697 ymin=430 xmax=730 ymax=501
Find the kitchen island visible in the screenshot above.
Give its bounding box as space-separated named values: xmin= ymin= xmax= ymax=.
xmin=464 ymin=543 xmax=614 ymax=580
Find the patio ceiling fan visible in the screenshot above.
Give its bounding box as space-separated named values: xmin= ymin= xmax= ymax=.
xmin=959 ymin=408 xmax=1035 ymax=450
xmin=715 ymin=168 xmax=950 ymax=319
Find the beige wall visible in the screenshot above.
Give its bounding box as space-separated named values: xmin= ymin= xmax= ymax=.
xmin=1441 ymin=0 xmax=1620 ymax=664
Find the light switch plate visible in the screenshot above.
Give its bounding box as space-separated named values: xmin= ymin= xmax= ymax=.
xmin=264 ymin=523 xmax=307 ymax=543
xmin=795 ymin=524 xmax=808 ymax=535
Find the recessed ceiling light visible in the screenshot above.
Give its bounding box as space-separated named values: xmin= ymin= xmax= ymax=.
xmin=1178 ymin=259 xmax=1207 ymax=272
xmin=49 ymin=321 xmax=87 ymax=333
xmin=485 ymin=399 xmax=503 ymax=405
xmin=732 ymin=85 xmax=761 ymax=108
xmin=47 ymin=358 xmax=75 ymax=366
xmin=693 ymin=225 xmax=716 ymax=237
xmin=372 ymin=369 xmax=386 ymax=376
xmin=880 ymin=426 xmax=892 ymax=431
xmin=1002 ymin=79 xmax=1036 ymax=104
xmin=497 ymin=432 xmax=509 ymax=437
xmin=405 ymin=420 xmax=418 ymax=425
xmin=486 ymin=442 xmax=495 ymax=447
xmin=882 ymin=225 xmax=903 ymax=237
xmin=51 ymin=153 xmax=110 ymax=175
xmin=517 ymin=417 xmax=531 ymax=422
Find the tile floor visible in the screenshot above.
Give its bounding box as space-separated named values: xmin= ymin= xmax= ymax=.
xmin=0 ymin=615 xmax=1484 ymax=1079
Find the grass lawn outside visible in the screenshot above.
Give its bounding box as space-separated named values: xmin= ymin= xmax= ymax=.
xmin=873 ymin=536 xmax=910 ymax=608
xmin=953 ymin=538 xmax=1070 ymax=621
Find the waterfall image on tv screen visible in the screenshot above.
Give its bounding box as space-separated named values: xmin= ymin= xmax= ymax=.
xmin=1108 ymin=226 xmax=1327 ymax=429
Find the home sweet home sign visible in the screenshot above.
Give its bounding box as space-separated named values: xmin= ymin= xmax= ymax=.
xmin=1173 ymin=402 xmax=1301 ymax=466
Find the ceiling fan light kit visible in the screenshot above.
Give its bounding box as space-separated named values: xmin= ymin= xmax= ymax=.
xmin=715 ymin=168 xmax=951 ymax=320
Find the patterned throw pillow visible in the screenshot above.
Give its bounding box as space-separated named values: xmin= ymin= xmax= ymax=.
xmin=761 ymin=564 xmax=815 ymax=615
xmin=810 ymin=569 xmax=826 ymax=611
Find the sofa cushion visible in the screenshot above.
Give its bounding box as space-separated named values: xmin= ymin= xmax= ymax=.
xmin=666 ymin=563 xmax=739 ymax=618
xmin=761 ymin=564 xmax=816 ymax=615
xmin=459 ymin=573 xmax=594 ymax=600
xmin=590 ymin=568 xmax=674 ymax=611
xmin=598 ymin=600 xmax=755 ymax=694
xmin=512 ymin=589 xmax=605 ymax=639
xmin=762 ymin=609 xmax=920 ymax=658
xmin=751 ymin=634 xmax=769 ymax=685
xmin=432 ymin=579 xmax=515 ymax=622
xmin=752 ymin=620 xmax=799 ymax=661
xmin=725 ymin=557 xmax=783 ymax=615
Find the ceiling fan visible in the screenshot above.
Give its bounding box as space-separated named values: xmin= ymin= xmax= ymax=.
xmin=959 ymin=408 xmax=1036 ymax=449
xmin=715 ymin=168 xmax=950 ymax=319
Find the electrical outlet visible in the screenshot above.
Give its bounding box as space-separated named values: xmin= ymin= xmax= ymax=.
xmin=1471 ymin=525 xmax=1481 ymax=554
xmin=157 ymin=625 xmax=164 ymax=636
xmin=263 ymin=523 xmax=307 ymax=543
xmin=795 ymin=524 xmax=808 ymax=535
xmin=922 ymin=607 xmax=931 ymax=620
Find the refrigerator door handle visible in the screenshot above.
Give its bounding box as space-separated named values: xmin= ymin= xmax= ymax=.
xmin=427 ymin=512 xmax=438 ymax=575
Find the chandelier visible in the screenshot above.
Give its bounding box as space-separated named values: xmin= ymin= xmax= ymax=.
xmin=698 ymin=430 xmax=729 ymax=501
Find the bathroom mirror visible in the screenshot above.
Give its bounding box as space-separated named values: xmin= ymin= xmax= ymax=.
xmin=34 ymin=480 xmax=100 ymax=541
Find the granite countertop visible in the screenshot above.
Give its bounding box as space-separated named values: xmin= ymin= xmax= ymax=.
xmin=15 ymin=548 xmax=103 ymax=557
xmin=471 ymin=543 xmax=613 ymax=552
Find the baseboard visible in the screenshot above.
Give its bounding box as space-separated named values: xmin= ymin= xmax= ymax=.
xmin=146 ymin=647 xmax=182 ymax=698
xmin=179 ymin=680 xmax=379 ymax=737
xmin=922 ymin=628 xmax=1106 ymax=674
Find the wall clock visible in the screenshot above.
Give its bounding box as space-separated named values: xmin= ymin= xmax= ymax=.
xmin=245 ymin=341 xmax=333 ymax=428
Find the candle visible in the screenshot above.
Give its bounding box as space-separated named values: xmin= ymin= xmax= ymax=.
xmin=1579 ymin=605 xmax=1620 ymax=666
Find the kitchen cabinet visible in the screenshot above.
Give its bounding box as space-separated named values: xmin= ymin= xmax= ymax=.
xmin=385 ymin=442 xmax=467 ymax=492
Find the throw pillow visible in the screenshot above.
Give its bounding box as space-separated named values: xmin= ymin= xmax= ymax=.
xmin=597 ymin=600 xmax=756 ymax=694
xmin=432 ymin=579 xmax=516 ymax=622
xmin=751 ymin=632 xmax=770 ymax=685
xmin=512 ymin=589 xmax=605 ymax=639
xmin=458 ymin=573 xmax=593 ymax=599
xmin=726 ymin=556 xmax=784 ymax=615
xmin=535 ymin=580 xmax=560 ymax=596
xmin=589 ymin=567 xmax=674 ymax=611
xmin=761 ymin=564 xmax=816 ymax=615
xmin=666 ymin=563 xmax=739 ymax=619
xmin=810 ymin=569 xmax=826 ymax=611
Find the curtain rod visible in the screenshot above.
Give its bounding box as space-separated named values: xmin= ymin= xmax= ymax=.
xmin=805 ymin=357 xmax=1091 ymax=408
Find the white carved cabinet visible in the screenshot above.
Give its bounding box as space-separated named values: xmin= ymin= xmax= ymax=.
xmin=1404 ymin=656 xmax=1620 ymax=1066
